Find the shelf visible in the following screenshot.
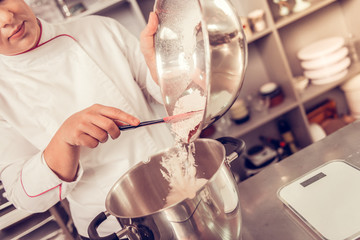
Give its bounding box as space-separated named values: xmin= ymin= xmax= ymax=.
xmin=19 ymin=219 xmax=62 ymax=240
xmin=0 ymin=207 xmax=33 ymax=230
xmin=64 ymin=0 xmax=127 ymax=21
xmin=0 ymin=212 xmax=56 ymax=240
xmin=15 ymin=216 xmax=55 ymax=240
xmin=214 ymin=97 xmax=299 ymax=138
xmin=275 ymin=0 xmax=337 ymax=29
xmin=300 ymin=62 xmax=360 ymax=103
xmin=0 ymin=185 xmax=12 ymax=211
xmin=60 ymin=0 xmax=146 ymax=37
xmin=247 ymin=28 xmax=272 ymax=44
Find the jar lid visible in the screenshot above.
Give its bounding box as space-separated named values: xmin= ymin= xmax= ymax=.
xmin=260 ymin=82 xmax=278 ymax=94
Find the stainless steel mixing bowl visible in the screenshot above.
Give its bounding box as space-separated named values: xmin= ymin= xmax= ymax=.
xmin=154 ymin=0 xmax=248 ymax=140
xmin=88 ymin=137 xmax=245 ymax=240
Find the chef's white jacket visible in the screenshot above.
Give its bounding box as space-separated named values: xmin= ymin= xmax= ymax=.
xmin=0 ymin=16 xmax=174 ymax=237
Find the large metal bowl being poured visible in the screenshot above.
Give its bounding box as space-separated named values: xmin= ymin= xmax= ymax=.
xmin=154 ymin=0 xmax=248 ymax=141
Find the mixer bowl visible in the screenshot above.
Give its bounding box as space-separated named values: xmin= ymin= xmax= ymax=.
xmin=154 ymin=0 xmax=248 ymax=140
xmin=88 ymin=137 xmax=245 ymax=240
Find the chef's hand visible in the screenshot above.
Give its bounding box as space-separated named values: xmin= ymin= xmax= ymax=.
xmin=43 ymin=104 xmax=140 ymax=182
xmin=140 ymin=12 xmax=158 ymax=84
xmin=54 ymin=104 xmax=139 ymax=148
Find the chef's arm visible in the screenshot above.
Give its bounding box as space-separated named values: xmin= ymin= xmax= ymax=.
xmin=107 ymin=12 xmax=162 ymax=103
xmin=0 ymin=119 xmax=78 ymax=212
xmin=140 ymin=12 xmax=158 ymax=85
xmin=43 ymin=104 xmax=139 ymax=181
xmin=0 ymin=105 xmax=139 ymax=212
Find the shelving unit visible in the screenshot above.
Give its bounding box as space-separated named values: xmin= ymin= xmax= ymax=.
xmin=215 ymin=0 xmax=360 ymax=150
xmin=65 ymin=0 xmax=128 ymax=18
xmin=43 ymin=0 xmax=147 ymax=37
xmin=64 ymin=0 xmax=146 ymax=35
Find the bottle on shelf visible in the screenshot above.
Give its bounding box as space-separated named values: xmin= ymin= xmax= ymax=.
xmin=55 ymin=0 xmax=71 ymax=18
xmin=259 ymin=135 xmax=290 ymax=160
xmin=346 ymin=33 xmax=360 ymax=64
xmin=277 ymin=119 xmax=299 ymax=154
xmin=229 ymin=98 xmax=250 ymax=124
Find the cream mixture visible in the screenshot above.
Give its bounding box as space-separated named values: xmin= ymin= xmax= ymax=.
xmin=160 ymin=88 xmax=207 ymax=206
xmin=171 ymin=89 xmax=205 ymax=142
xmin=160 ymin=143 xmax=207 ymax=206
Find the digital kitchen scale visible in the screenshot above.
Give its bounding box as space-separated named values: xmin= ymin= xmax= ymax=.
xmin=278 ymin=160 xmax=360 ymax=240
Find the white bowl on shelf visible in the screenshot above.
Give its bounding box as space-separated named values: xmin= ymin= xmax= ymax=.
xmin=309 ymin=123 xmax=327 ymax=142
xmin=301 ymin=47 xmax=349 ymax=70
xmin=311 ymin=69 xmax=348 ymax=85
xmin=351 ymin=112 xmax=360 ymax=119
xmin=297 ymin=36 xmax=345 ymax=61
xmin=341 ymin=74 xmax=360 ymax=117
xmin=304 ymin=57 xmax=350 ymax=80
xmin=293 ymin=75 xmax=309 ymax=92
xmin=341 ymin=74 xmax=360 ymax=91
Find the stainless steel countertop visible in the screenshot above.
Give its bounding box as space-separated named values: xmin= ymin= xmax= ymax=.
xmin=237 ymin=120 xmax=360 ymax=240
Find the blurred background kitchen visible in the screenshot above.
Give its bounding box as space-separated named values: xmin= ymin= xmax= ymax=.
xmin=1 ymin=0 xmax=360 ymax=239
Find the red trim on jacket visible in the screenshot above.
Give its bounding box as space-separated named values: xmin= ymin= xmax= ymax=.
xmin=20 ymin=170 xmax=63 ymax=201
xmin=15 ymin=18 xmax=77 ymax=55
xmin=16 ymin=19 xmax=76 ymax=201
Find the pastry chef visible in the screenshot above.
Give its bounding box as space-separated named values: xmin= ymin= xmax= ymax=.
xmin=0 ymin=0 xmax=173 ymax=238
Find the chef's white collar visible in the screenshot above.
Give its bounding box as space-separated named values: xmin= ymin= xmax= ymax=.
xmin=0 ymin=19 xmax=72 ymax=67
xmin=37 ymin=18 xmax=54 ymax=46
xmin=0 ymin=18 xmax=57 ymax=58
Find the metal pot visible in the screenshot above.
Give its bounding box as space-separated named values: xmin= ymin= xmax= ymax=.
xmin=88 ymin=137 xmax=245 ymax=240
xmin=154 ymin=0 xmax=248 ymax=141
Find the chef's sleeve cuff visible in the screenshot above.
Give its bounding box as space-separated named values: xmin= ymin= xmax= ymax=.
xmin=20 ymin=152 xmax=83 ymax=201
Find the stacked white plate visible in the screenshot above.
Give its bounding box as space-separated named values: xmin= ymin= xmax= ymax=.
xmin=297 ymin=37 xmax=350 ymax=85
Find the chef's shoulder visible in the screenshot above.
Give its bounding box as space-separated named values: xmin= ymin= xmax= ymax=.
xmin=61 ymin=15 xmax=129 ymax=43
